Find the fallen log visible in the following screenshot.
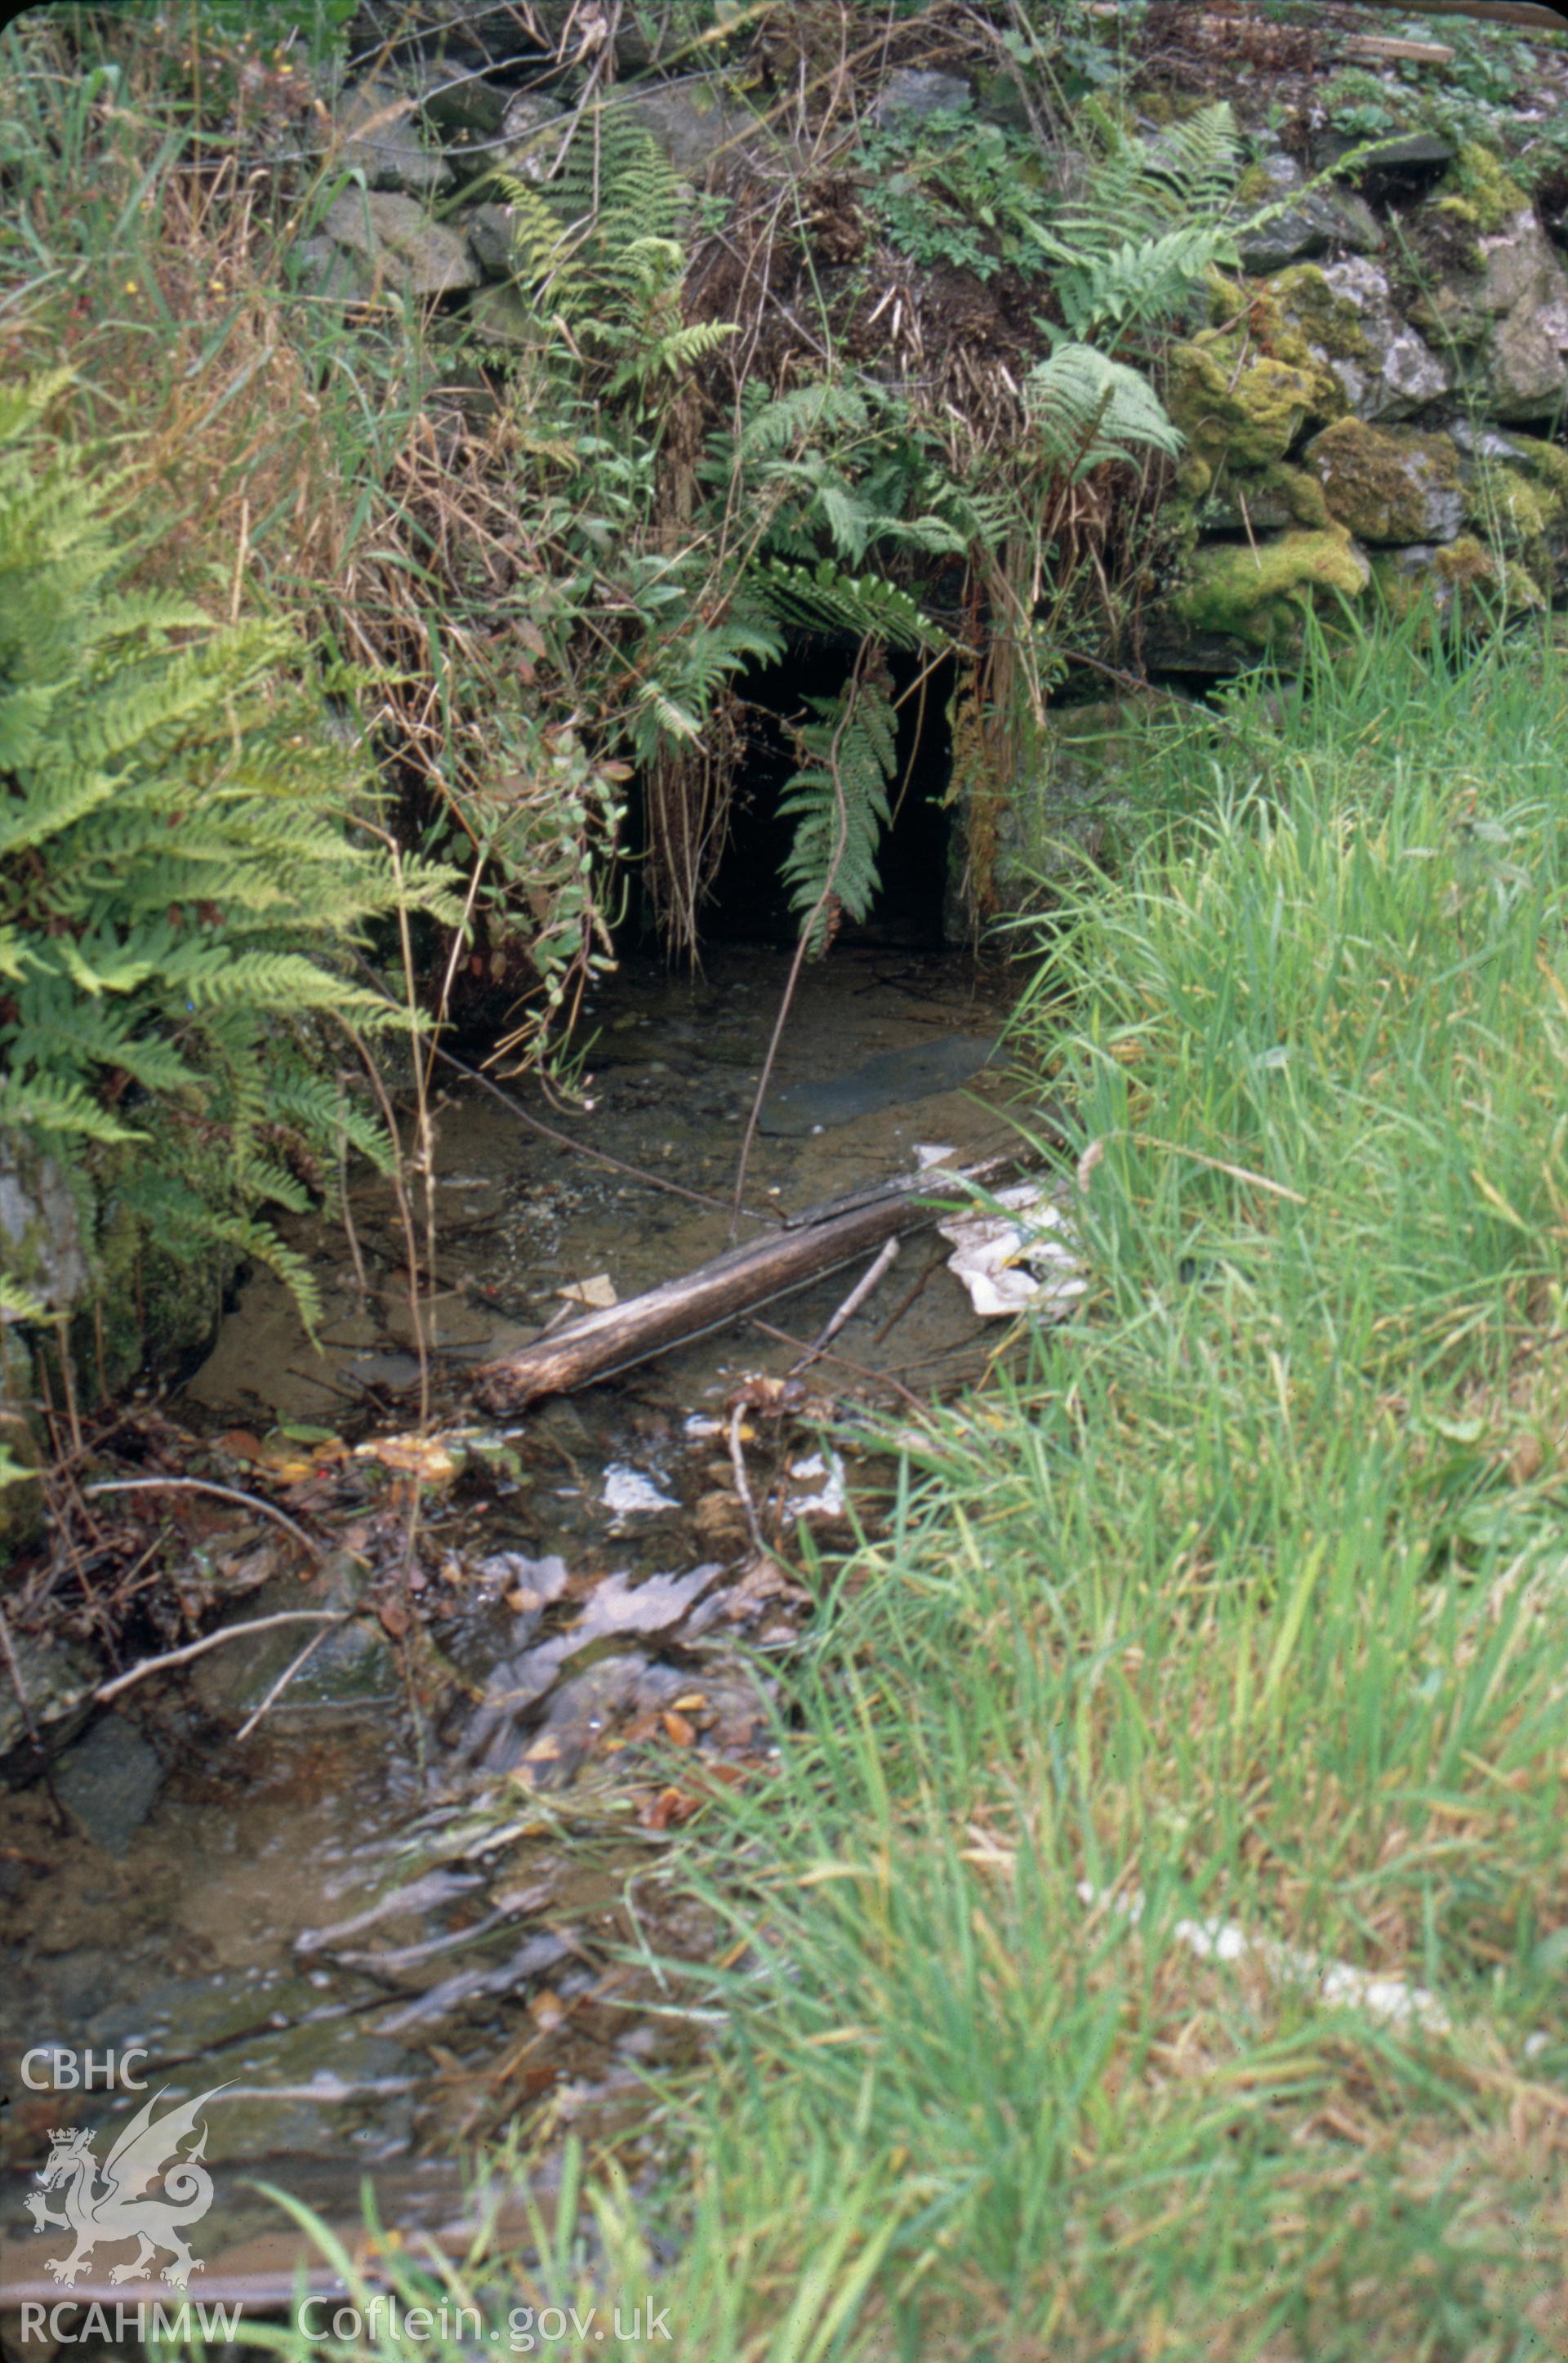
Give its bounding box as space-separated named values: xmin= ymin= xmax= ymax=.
xmin=475 ymin=1154 xmax=1014 ymax=1409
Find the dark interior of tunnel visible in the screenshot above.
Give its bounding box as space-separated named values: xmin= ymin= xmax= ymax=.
xmin=624 ymin=645 xmax=957 ymax=952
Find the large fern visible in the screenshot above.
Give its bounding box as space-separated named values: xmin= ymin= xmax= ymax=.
xmin=0 ymin=374 xmax=462 ymax=1330
xmin=778 ymin=654 xmax=898 ymax=956
xmin=1026 ymin=101 xmax=1243 ymax=344
xmin=484 ymin=109 xmax=732 ymax=391
xmin=1022 ymin=343 xmax=1184 ymax=480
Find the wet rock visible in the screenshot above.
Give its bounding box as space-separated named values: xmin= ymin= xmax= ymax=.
xmin=53 ymin=1714 xmax=164 ymax=1855
xmin=875 ymin=68 xmax=973 ymax=124
xmin=625 ymin=83 xmax=769 ymax=181
xmin=453 ymin=1563 xmax=720 ymax=1770
xmin=466 ymin=200 xmax=516 ymax=278
xmin=1305 ymin=420 xmax=1464 ymax=545
xmin=488 ymin=88 xmax=568 ymax=184
xmin=1320 ymin=129 xmax=1454 ymax=182
xmin=189 ymin=1551 xmax=396 ymax=1719
xmin=1410 ymin=201 xmax=1568 ymax=421
xmin=289 ymin=234 xmax=371 ymax=303
xmin=321 ymin=189 xmax=480 ymax=296
xmin=338 ymin=76 xmax=452 ymax=194
xmin=0 ymin=1625 xmax=97 ymax=1777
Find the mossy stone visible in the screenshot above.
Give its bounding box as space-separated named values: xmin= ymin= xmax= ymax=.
xmin=1196 ymin=461 xmax=1330 ymax=534
xmin=1171 ymin=525 xmax=1370 ymax=648
xmin=1305 ymin=418 xmax=1464 ymax=544
xmin=1167 ymin=338 xmax=1338 ymax=472
xmin=1263 ymin=264 xmax=1370 ymax=369
xmin=1435 ymin=143 xmax=1530 ymax=238
xmin=1371 ymin=534 xmax=1544 ymax=623
xmin=1464 ymin=461 xmax=1566 ymax=553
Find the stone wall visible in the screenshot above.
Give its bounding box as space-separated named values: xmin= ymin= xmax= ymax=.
xmin=296 ymin=27 xmax=1568 ymax=684
xmin=1152 ymin=140 xmax=1568 ymax=670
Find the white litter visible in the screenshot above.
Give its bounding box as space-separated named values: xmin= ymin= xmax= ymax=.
xmin=600 ymin=1463 xmax=679 ymax=1515
xmin=938 ymin=1181 xmax=1087 ymax=1320
xmin=1080 ymin=1883 xmax=1553 ymax=2063
xmin=784 ymin=1448 xmax=847 ymax=1523
xmin=559 ymin=1272 xmax=617 ymax=1309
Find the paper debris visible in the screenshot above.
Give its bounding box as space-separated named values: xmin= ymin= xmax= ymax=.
xmin=559 ymin=1273 xmax=617 ymax=1309
xmin=937 ymin=1182 xmax=1086 ymax=1320
xmin=1076 ymin=1884 xmax=1541 ymax=2051
xmin=784 ymin=1448 xmax=847 ymax=1523
xmin=600 ymin=1463 xmax=679 ymax=1515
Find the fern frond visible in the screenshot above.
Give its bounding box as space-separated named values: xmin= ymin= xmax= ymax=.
xmin=1022 ymin=344 xmax=1183 ymax=479
xmin=756 ymin=560 xmax=943 ymax=651
xmin=778 ymin=656 xmax=898 ymax=956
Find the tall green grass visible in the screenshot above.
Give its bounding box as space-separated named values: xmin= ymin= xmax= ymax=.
xmin=637 ymin=614 xmax=1568 ymax=2358
xmin=239 ymin=617 xmax=1568 ymax=2357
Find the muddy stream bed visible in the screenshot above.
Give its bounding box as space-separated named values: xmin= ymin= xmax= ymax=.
xmin=1 ymin=948 xmax=1023 ymax=2318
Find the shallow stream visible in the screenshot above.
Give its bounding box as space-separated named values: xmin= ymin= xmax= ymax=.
xmin=1 ymin=947 xmax=1020 ymax=2316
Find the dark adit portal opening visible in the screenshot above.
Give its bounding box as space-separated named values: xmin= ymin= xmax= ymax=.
xmin=627 ymin=646 xmax=956 ymax=952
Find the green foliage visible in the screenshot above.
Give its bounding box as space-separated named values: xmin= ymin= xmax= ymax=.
xmin=1022 ymin=341 xmax=1184 ymax=478
xmin=778 ymin=659 xmax=898 ymax=955
xmin=855 ymin=101 xmax=1051 ymax=282
xmin=488 ymin=112 xmax=737 ymax=395
xmin=1028 ymin=100 xmax=1245 ymax=344
xmin=0 ymin=374 xmax=461 ymax=1325
xmin=653 ymin=618 xmax=1568 ymax=2353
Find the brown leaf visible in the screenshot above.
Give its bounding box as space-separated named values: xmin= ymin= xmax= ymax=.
xmin=640 ymin=1786 xmax=699 ymax=1831
xmin=216 ymin=1429 xmax=268 ymax=1464
xmin=662 ymin=1710 xmax=696 ymax=1749
xmin=377 ymin=1598 xmax=412 ymax=1638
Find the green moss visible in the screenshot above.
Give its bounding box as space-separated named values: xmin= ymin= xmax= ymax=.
xmin=1307 ymin=419 xmax=1463 ymax=545
xmin=1464 ymin=461 xmax=1565 ymax=551
xmin=1167 ymin=337 xmax=1338 ymax=472
xmin=1173 ymin=526 xmax=1370 ymax=647
xmin=1196 ymin=461 xmax=1330 ymax=534
xmin=1264 ymin=264 xmax=1370 ymax=368
xmin=1503 ymin=433 xmax=1568 ymax=498
xmin=1436 ymin=142 xmax=1529 ymax=236
xmin=1435 ymin=534 xmax=1543 ymax=606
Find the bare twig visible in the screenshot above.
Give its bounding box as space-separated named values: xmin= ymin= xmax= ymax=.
xmin=729 ymin=648 xmax=873 ymax=1236
xmin=727 ymin=1401 xmax=766 ymax=1558
xmin=234 ymin=1623 xmax=338 ymax=1742
xmin=80 ymin=1477 xmax=326 ymax=1562
xmin=788 ymin=1237 xmax=900 ymax=1376
xmin=94 ymin=1612 xmax=350 ymax=1708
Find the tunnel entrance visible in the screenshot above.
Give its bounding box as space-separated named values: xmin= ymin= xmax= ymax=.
xmin=627 ymin=646 xmax=956 ymax=953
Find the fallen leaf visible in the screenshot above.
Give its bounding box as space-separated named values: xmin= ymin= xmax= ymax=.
xmin=355 ymin=1433 xmax=462 ymax=1483
xmin=216 ymin=1429 xmax=267 ymax=1464
xmin=640 ymin=1786 xmax=699 ymax=1831
xmin=662 ymin=1710 xmax=696 ymax=1749
xmin=378 ymin=1598 xmax=412 ymax=1638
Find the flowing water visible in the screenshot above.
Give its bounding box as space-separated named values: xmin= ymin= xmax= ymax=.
xmin=1 ymin=947 xmax=1020 ymax=2314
